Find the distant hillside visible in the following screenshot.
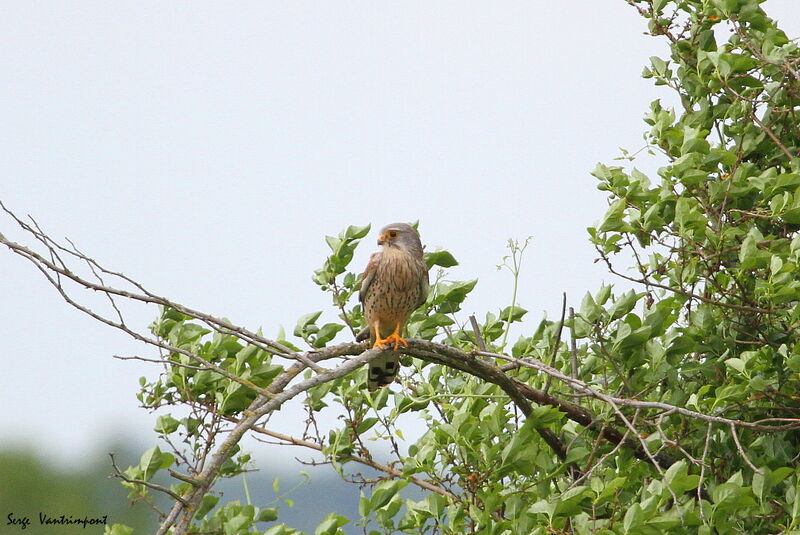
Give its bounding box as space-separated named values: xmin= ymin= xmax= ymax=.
xmin=0 ymin=442 xmax=400 ymax=534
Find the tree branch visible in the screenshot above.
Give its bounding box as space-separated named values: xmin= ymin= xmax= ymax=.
xmin=6 ymin=203 xmax=787 ymax=533
xmin=247 ymin=425 xmax=455 ymax=499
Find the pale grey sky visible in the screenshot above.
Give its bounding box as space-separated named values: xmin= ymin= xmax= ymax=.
xmin=2 ymin=1 xmax=799 ymax=464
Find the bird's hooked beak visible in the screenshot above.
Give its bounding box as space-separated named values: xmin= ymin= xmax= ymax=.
xmin=378 ymin=229 xmax=399 ymax=246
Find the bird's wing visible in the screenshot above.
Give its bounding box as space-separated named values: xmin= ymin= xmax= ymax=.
xmin=415 ymin=259 xmax=430 ymax=310
xmin=359 ymin=251 xmax=382 ymax=306
xmin=355 ymin=252 xmax=382 ymax=342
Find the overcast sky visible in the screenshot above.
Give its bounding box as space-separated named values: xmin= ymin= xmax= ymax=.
xmin=2 ymin=1 xmax=800 ymax=466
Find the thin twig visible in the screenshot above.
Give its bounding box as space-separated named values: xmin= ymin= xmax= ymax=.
xmin=729 ymin=422 xmax=763 ymax=474
xmin=543 ymin=293 xmax=567 ymax=394
xmin=568 ymin=307 xmax=578 ymax=378
xmin=697 ymin=423 xmax=714 ymax=524
xmin=109 ymin=454 xmax=188 ymax=505
xmin=727 ymin=84 xmax=796 ymax=160
xmin=113 ymin=354 xmax=207 ymax=371
xmin=469 ymin=314 xmax=491 ymax=364
xmin=476 ymin=351 xmax=800 ymax=433
xmin=247 ymin=425 xmax=455 ymax=498
xmin=597 ymin=248 xmax=772 ymax=314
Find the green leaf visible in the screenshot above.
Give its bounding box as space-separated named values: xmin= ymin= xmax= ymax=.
xmin=553 ymin=486 xmax=591 ymax=517
xmin=712 ymin=482 xmax=742 ymax=506
xmin=787 ymin=355 xmax=800 ymax=373
xmin=596 ymin=477 xmax=627 ymax=506
xmin=664 ymin=460 xmax=687 ymax=489
xmin=529 ymin=499 xmax=555 ymax=516
xmin=138 ymin=446 xmax=174 ymax=481
xmin=358 ymin=492 xmax=370 ymax=517
xmin=650 ymin=56 xmax=668 ymax=76
xmin=369 ymin=480 xmax=408 ymax=511
xmin=753 ymin=471 xmax=766 ymax=502
xmin=739 ymin=227 xmax=766 ymax=270
xmin=314 ymin=513 xmax=349 ymax=535
xmin=235 ymin=344 xmax=261 ymax=370
xmin=425 ymin=250 xmax=459 ymax=269
xmin=195 ymin=494 xmax=219 ymax=518
xmin=257 ymin=508 xmax=279 ymax=522
xmin=426 ymin=493 xmax=446 ymax=518
xmin=768 ymin=467 xmax=794 ymax=487
xmin=294 ymin=311 xmax=323 ymax=337
xmin=528 ymin=405 xmax=566 ymax=425
xmin=674 ymin=197 xmax=706 ymax=233
xmin=596 ymin=284 xmax=613 ymax=305
xmin=608 ymin=290 xmax=643 ymax=320
xmin=664 ymin=459 xmax=700 ymax=493
xmin=499 ymin=305 xmax=528 ymax=323
xmin=325 ymin=235 xmax=342 ymax=252
xmin=356 ymin=417 xmax=379 ymax=434
xmin=725 ymin=358 xmax=746 ymax=374
xmin=500 ymin=418 xmax=540 ymax=473
xmin=263 ymin=524 xmax=296 ymax=535
xmin=154 ymin=415 xmax=180 ymax=434
xmin=623 ymin=503 xmax=643 ymax=533
xmin=345 ymin=224 xmax=371 ymax=240
xmin=435 ymin=279 xmax=478 ymax=314
xmin=565 ymin=447 xmax=589 ymax=464
xmin=648 ymin=509 xmax=682 ymax=529
xmin=314 ymin=323 xmax=345 ymax=347
xmin=599 ymin=199 xmax=627 ymax=233
xmin=580 ymin=292 xmax=603 ymax=323
xmin=718 ymin=53 xmax=757 ymax=77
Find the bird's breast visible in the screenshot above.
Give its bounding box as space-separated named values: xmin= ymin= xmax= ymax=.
xmin=363 ymin=248 xmax=425 ymax=329
xmin=379 ymin=250 xmax=420 ymax=292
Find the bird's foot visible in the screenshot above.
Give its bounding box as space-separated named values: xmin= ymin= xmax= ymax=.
xmin=373 ymin=332 xmax=408 ymax=351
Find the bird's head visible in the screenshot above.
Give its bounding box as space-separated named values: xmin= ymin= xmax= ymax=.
xmin=377 ymin=223 xmax=424 ymax=258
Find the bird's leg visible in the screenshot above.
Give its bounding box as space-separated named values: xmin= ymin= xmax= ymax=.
xmin=381 ymin=323 xmax=408 ymax=351
xmin=372 ymin=320 xmax=390 ymax=349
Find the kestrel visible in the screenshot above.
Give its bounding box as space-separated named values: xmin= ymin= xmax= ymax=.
xmin=356 ymin=223 xmax=429 ymax=391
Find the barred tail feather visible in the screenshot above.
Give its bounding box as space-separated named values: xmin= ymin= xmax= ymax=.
xmin=368 ymin=352 xmax=399 ymax=391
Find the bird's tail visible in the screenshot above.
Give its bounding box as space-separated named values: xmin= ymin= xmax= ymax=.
xmin=357 ymin=326 xmax=400 ymax=391
xmin=368 ymin=352 xmax=399 ymax=392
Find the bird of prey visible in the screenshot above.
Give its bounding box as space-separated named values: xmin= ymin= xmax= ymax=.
xmin=356 ymin=223 xmax=429 ymax=391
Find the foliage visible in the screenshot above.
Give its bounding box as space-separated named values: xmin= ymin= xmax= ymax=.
xmin=111 ymin=2 xmax=800 ymax=533
xmin=4 ymin=1 xmax=800 ymax=534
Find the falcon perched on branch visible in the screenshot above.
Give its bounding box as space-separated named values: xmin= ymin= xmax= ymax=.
xmin=356 ymin=223 xmax=429 ymax=391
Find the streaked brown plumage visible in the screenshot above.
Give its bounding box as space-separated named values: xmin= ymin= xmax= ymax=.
xmin=356 ymin=223 xmax=429 ymax=391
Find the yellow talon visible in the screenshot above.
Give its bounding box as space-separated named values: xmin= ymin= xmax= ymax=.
xmin=373 ymin=324 xmax=407 ymax=351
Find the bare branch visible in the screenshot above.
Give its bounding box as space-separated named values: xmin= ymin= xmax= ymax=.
xmin=729 ymin=422 xmax=763 ymax=475
xmin=468 ymin=314 xmax=487 ymax=352
xmin=109 ymin=454 xmax=188 ymax=506
xmin=543 ymin=292 xmax=567 ymax=394
xmin=477 ymin=351 xmax=800 ymax=432
xmin=0 ymin=204 xmax=303 ymax=362
xmin=159 ymin=344 xmax=387 ymax=535
xmin=113 ymin=354 xmax=207 ymax=371
xmin=568 ymin=306 xmax=578 ymax=378
xmin=247 ymin=425 xmax=455 ymax=499
xmin=596 ymin=246 xmax=772 ymax=315
xmin=5 ymin=202 xmax=783 ymax=533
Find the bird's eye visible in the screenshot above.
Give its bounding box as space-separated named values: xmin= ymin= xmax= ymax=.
xmin=389 ymin=231 xmax=398 ymax=238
